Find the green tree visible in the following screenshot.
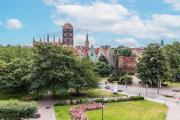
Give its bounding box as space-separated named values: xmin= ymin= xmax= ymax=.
xmin=137 ymin=44 xmax=170 ymax=86
xmin=98 ymin=55 xmax=108 ymax=64
xmin=68 ymin=58 xmax=99 ymax=95
xmin=29 ymin=44 xmax=99 ymax=95
xmin=0 ymin=58 xmax=31 ymax=92
xmin=95 ymin=62 xmax=113 ymax=77
xmin=0 ymin=46 xmax=33 ymax=92
xmin=163 ymin=41 xmax=180 ymax=81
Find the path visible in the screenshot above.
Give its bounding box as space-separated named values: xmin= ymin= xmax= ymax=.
xmin=33 ymin=98 xmax=57 ymax=120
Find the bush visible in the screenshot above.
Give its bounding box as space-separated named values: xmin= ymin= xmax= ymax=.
xmin=108 ymin=73 xmax=120 ymax=83
xmin=130 ymin=96 xmax=144 ymax=100
xmin=54 ymin=98 xmax=89 ymax=106
xmin=118 ymin=75 xmax=132 ymax=85
xmin=94 ymin=96 xmax=144 ymax=103
xmin=0 ymin=100 xmax=37 ymax=119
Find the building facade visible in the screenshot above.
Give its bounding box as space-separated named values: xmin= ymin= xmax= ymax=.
xmin=62 ymin=23 xmax=73 ymax=46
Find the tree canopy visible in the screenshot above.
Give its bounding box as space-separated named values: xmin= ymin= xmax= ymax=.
xmin=98 ymin=55 xmax=108 ymax=64
xmin=29 ymin=44 xmax=99 ymax=95
xmin=163 ymin=41 xmax=180 ymax=81
xmin=137 ymin=44 xmax=170 ymax=86
xmin=0 ymin=46 xmax=32 ymax=92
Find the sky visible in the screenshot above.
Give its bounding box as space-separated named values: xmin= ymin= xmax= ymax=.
xmin=0 ymin=0 xmax=180 ymax=47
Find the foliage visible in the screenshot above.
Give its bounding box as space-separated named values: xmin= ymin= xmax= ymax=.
xmin=130 ymin=96 xmax=144 ymax=100
xmin=114 ymin=46 xmax=132 ymax=56
xmin=137 ymin=44 xmax=170 ymax=86
xmin=53 ymin=89 xmax=125 ymax=100
xmin=94 ymin=62 xmax=113 ymax=77
xmin=29 ymin=44 xmax=99 ymax=95
xmin=174 ymin=67 xmax=180 ymax=81
xmin=98 ymin=55 xmax=108 ymax=64
xmin=0 ymin=45 xmax=33 ymax=63
xmin=0 ymin=46 xmax=33 ymax=92
xmin=163 ymin=41 xmax=180 ymax=81
xmin=0 ymin=100 xmax=37 ymax=120
xmin=107 ymin=73 xmax=120 ymax=83
xmin=118 ymin=75 xmax=132 ymax=85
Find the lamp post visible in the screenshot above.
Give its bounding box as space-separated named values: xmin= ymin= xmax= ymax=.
xmin=102 ymin=96 xmax=104 ymax=120
xmin=145 ymin=84 xmax=148 ymax=97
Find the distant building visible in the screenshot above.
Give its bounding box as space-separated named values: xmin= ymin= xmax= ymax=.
xmin=118 ymin=56 xmax=136 ymax=74
xmin=63 ymin=23 xmax=73 ymax=46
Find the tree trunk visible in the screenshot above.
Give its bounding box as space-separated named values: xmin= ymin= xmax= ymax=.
xmin=76 ymin=88 xmax=80 ymax=96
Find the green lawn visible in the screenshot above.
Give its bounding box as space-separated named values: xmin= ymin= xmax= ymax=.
xmin=54 ymin=101 xmax=168 ymax=120
xmin=165 ymin=81 xmax=180 ymax=88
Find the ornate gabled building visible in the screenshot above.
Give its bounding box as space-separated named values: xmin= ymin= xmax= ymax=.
xmin=62 ymin=23 xmax=73 ymax=46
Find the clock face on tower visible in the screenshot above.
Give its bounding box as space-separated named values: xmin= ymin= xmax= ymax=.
xmin=63 ymin=23 xmax=73 ymax=46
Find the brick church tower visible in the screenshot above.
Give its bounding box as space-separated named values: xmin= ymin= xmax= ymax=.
xmin=63 ymin=23 xmax=73 ymax=46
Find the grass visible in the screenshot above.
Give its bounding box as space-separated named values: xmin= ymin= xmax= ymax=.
xmin=165 ymin=81 xmax=180 ymax=88
xmin=54 ymin=105 xmax=72 ymax=120
xmin=53 ymin=89 xmax=126 ymax=100
xmin=54 ymin=101 xmax=168 ymax=120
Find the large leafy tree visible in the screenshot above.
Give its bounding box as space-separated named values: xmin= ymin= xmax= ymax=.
xmin=0 ymin=46 xmax=33 ymax=92
xmin=163 ymin=42 xmax=180 ymax=81
xmin=137 ymin=44 xmax=170 ymax=86
xmin=95 ymin=62 xmax=113 ymax=77
xmin=68 ymin=58 xmax=99 ymax=95
xmin=29 ymin=44 xmax=98 ymax=95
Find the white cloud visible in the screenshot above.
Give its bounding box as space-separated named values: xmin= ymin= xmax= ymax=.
xmin=163 ymin=0 xmax=180 ymax=11
xmin=6 ymin=19 xmax=23 ymax=29
xmin=115 ymin=38 xmax=140 ymax=47
xmin=74 ymin=34 xmax=95 ymax=46
xmin=43 ymin=0 xmax=54 ymax=5
xmin=45 ymin=1 xmax=180 ymax=42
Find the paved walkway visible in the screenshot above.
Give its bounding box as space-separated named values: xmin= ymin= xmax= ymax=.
xmin=34 ymin=98 xmax=57 ymax=120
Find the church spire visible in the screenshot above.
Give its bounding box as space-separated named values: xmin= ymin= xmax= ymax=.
xmin=33 ymin=37 xmax=36 ymax=44
xmin=59 ymin=37 xmax=61 ymax=44
xmin=161 ymin=39 xmax=164 ymax=46
xmin=85 ymin=32 xmax=89 ymax=47
xmin=47 ymin=33 xmax=50 ymax=43
xmin=53 ymin=35 xmax=56 ymax=43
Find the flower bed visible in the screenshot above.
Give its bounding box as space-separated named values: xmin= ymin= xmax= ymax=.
xmin=70 ymin=102 xmax=103 ymax=120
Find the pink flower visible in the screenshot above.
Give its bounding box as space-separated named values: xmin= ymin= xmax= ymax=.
xmin=70 ymin=102 xmax=103 ymax=120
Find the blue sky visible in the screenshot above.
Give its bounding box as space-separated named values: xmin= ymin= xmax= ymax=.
xmin=0 ymin=0 xmax=180 ymax=47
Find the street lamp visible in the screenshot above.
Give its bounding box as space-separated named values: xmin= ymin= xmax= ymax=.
xmin=102 ymin=96 xmax=104 ymax=120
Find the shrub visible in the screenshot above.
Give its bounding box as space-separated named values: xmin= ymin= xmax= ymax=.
xmin=0 ymin=100 xmax=37 ymax=119
xmin=118 ymin=75 xmax=132 ymax=85
xmin=130 ymin=96 xmax=144 ymax=100
xmin=108 ymin=73 xmax=120 ymax=83
xmin=95 ymin=96 xmax=144 ymax=103
xmin=54 ymin=101 xmax=67 ymax=106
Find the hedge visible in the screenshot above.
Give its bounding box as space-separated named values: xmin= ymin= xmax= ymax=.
xmin=54 ymin=96 xmax=144 ymax=106
xmin=0 ymin=100 xmax=37 ymax=120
